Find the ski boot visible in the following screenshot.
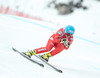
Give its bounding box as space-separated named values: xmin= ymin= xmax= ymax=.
xmin=40 ymin=52 xmax=52 ymax=62
xmin=23 ymin=49 xmax=36 ymax=58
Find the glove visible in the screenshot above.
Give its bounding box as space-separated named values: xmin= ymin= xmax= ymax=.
xmin=64 ymin=41 xmax=70 ymax=47
xmin=61 ymin=39 xmax=70 ymax=47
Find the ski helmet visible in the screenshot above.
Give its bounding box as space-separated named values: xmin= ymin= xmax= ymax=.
xmin=65 ymin=25 xmax=75 ymax=35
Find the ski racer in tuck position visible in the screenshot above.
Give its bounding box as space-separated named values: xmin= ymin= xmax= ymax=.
xmin=24 ymin=25 xmax=75 ymax=62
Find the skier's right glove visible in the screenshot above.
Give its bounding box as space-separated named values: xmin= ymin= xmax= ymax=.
xmin=64 ymin=41 xmax=70 ymax=47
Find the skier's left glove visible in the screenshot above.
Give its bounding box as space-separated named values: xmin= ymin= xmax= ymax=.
xmin=61 ymin=39 xmax=70 ymax=47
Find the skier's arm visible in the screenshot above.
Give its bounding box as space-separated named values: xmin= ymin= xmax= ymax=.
xmin=53 ymin=28 xmax=64 ymax=43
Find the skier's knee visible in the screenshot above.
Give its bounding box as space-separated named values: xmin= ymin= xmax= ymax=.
xmin=45 ymin=47 xmax=51 ymax=52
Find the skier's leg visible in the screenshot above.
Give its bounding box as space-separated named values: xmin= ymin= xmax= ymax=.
xmin=40 ymin=43 xmax=65 ymax=62
xmin=50 ymin=43 xmax=65 ymax=56
xmin=36 ymin=39 xmax=54 ymax=54
xmin=24 ymin=39 xmax=54 ymax=57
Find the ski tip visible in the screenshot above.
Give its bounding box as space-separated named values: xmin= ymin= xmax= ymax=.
xmin=58 ymin=70 xmax=63 ymax=73
xmin=40 ymin=64 xmax=44 ymax=67
xmin=12 ymin=47 xmax=17 ymax=52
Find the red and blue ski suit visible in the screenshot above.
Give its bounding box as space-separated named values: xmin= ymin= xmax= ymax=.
xmin=36 ymin=28 xmax=73 ymax=56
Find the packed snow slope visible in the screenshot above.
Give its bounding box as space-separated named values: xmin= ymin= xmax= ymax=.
xmin=0 ymin=14 xmax=100 ymax=78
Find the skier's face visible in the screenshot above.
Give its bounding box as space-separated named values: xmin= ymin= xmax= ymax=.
xmin=66 ymin=33 xmax=72 ymax=37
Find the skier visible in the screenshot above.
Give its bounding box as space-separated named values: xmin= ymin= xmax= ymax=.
xmin=24 ymin=25 xmax=75 ymax=62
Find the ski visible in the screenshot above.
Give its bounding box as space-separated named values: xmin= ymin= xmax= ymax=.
xmin=12 ymin=47 xmax=44 ymax=67
xmin=34 ymin=55 xmax=63 ymax=73
xmin=12 ymin=47 xmax=62 ymax=73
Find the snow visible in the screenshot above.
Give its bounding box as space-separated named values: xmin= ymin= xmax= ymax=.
xmin=0 ymin=0 xmax=100 ymax=78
